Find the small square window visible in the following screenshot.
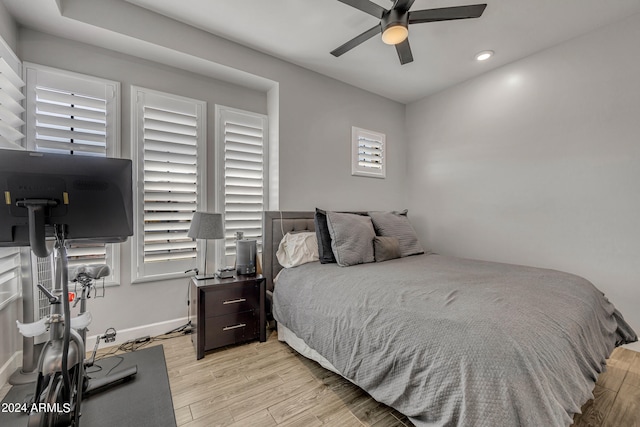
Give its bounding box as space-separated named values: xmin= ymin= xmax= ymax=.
xmin=352 ymin=127 xmax=386 ymax=178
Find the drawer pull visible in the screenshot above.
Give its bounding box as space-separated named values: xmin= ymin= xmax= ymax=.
xmin=223 ymin=323 xmax=246 ymax=331
xmin=223 ymin=298 xmax=246 ymax=305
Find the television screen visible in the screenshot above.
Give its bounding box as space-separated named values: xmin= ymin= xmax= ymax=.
xmin=0 ymin=150 xmax=133 ymax=250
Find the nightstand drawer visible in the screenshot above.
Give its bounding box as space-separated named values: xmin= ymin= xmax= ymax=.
xmin=204 ymin=311 xmax=258 ymax=350
xmin=204 ymin=282 xmax=259 ymax=316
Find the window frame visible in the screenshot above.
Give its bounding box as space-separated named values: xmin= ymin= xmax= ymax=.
xmin=351 ymin=126 xmax=386 ymax=179
xmin=0 ymin=248 xmax=21 ymax=311
xmin=0 ymin=38 xmax=25 ymax=151
xmin=0 ymin=38 xmax=23 ymax=310
xmin=23 ymin=62 xmax=122 ymax=285
xmin=131 ymin=86 xmax=207 ymax=283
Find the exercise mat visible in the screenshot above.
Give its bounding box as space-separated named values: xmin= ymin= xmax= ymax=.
xmin=1 ymin=345 xmax=176 ymax=427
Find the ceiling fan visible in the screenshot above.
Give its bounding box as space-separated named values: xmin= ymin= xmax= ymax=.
xmin=331 ymin=0 xmax=487 ymax=65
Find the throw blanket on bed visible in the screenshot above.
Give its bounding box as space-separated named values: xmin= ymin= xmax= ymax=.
xmin=273 ymin=254 xmax=637 ymax=427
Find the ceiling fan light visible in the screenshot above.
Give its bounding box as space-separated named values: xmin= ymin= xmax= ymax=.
xmin=475 ymin=50 xmax=494 ymax=61
xmin=382 ymin=25 xmax=408 ymax=45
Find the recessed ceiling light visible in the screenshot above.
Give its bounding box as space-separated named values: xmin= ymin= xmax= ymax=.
xmin=475 ymin=50 xmax=494 ymax=61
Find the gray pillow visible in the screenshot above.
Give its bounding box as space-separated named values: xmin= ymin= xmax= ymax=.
xmin=368 ymin=209 xmax=424 ymax=257
xmin=374 ymin=236 xmax=401 ymax=262
xmin=326 ymin=211 xmax=375 ymax=267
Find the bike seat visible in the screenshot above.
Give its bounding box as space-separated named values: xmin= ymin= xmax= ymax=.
xmin=70 ymin=264 xmax=111 ymax=281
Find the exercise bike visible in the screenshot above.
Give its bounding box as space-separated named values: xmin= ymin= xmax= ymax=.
xmin=17 ymin=226 xmax=85 ymax=427
xmin=16 ymin=225 xmax=137 ymax=427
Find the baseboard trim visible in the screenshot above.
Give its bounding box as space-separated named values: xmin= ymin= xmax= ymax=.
xmin=622 ymin=341 xmax=640 ymax=353
xmin=85 ymin=317 xmax=190 ymax=352
xmin=0 ymin=351 xmax=22 ymax=391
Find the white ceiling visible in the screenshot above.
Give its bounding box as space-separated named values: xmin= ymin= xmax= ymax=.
xmin=5 ymin=0 xmax=640 ymax=103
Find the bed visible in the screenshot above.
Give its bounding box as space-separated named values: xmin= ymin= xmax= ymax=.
xmin=262 ymin=211 xmax=637 ymax=427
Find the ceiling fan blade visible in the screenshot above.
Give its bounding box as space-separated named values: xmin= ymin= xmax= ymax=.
xmin=331 ymin=24 xmax=382 ymax=57
xmin=392 ymin=0 xmax=416 ymax=12
xmin=409 ymin=4 xmax=487 ymax=24
xmin=337 ymin=0 xmax=387 ymax=19
xmin=395 ymin=38 xmax=413 ymax=65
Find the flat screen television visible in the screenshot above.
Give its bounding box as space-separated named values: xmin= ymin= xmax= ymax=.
xmin=0 ymin=150 xmax=133 ymax=256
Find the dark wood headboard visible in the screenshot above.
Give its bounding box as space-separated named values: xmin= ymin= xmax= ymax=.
xmin=262 ymin=211 xmax=315 ymax=293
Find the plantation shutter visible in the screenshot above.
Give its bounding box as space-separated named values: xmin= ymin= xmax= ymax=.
xmin=0 ymin=56 xmax=25 ymax=150
xmin=0 ymin=248 xmax=20 ymax=311
xmin=25 ymin=64 xmax=118 ymax=156
xmin=217 ymin=107 xmax=268 ymax=259
xmin=33 ymin=254 xmax=55 ymax=321
xmin=132 ymin=87 xmax=206 ymax=282
xmin=30 ymin=86 xmax=109 ymax=155
xmin=0 ymin=42 xmax=24 ymax=310
xmin=24 ymin=63 xmax=121 ymax=283
xmin=351 ymin=127 xmax=386 ymax=178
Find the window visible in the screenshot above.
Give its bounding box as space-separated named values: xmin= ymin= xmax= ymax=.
xmin=131 ymin=87 xmax=206 ymax=282
xmin=0 ymin=40 xmax=25 ymax=150
xmin=0 ymin=40 xmax=23 ymax=310
xmin=351 ymin=126 xmax=386 ymax=178
xmin=24 ymin=63 xmax=121 ymax=283
xmin=216 ymin=106 xmax=268 ymax=264
xmin=0 ymin=248 xmax=20 ymax=311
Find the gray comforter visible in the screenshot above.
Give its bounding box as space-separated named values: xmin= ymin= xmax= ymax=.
xmin=273 ymin=254 xmax=637 ymax=427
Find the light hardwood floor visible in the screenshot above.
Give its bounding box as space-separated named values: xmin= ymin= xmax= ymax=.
xmin=164 ymin=332 xmax=411 ymax=427
xmin=164 ymin=332 xmax=640 ymax=427
xmin=2 ymin=332 xmax=639 ymax=426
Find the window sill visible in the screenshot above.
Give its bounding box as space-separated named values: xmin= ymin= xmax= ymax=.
xmin=131 ymin=271 xmax=194 ymax=285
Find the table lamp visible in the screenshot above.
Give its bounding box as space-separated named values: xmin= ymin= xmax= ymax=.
xmin=188 ymin=212 xmax=224 ymax=280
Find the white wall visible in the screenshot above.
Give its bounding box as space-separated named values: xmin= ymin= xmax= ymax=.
xmin=0 ymin=0 xmax=17 ymax=50
xmin=276 ymin=69 xmax=407 ymax=211
xmin=406 ymin=13 xmax=640 ymax=335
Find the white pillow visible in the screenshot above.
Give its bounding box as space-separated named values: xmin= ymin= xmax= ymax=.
xmin=276 ymin=232 xmax=319 ymax=268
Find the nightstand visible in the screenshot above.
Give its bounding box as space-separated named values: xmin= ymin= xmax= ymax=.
xmin=189 ymin=274 xmax=266 ymax=360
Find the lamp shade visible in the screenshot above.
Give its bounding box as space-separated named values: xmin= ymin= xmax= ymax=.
xmin=188 ymin=212 xmax=224 ymax=240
